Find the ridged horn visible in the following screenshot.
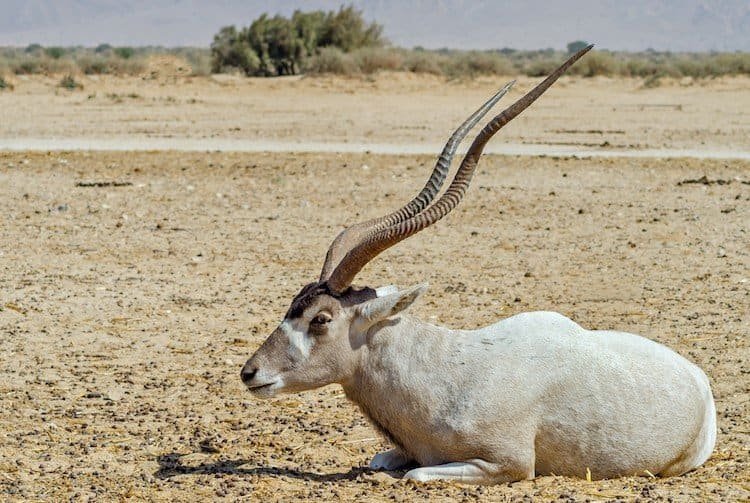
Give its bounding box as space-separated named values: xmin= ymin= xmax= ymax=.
xmin=319 ymin=80 xmax=515 ymax=281
xmin=325 ymin=45 xmax=594 ymax=292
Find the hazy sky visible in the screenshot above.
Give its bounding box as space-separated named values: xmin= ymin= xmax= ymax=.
xmin=1 ymin=0 xmax=748 ymax=51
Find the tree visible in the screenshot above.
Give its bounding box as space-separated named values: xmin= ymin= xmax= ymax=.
xmin=210 ymin=5 xmax=384 ymax=77
xmin=319 ymin=5 xmax=383 ymax=52
xmin=247 ymin=14 xmax=305 ymax=76
xmin=567 ymin=40 xmax=590 ymax=54
xmin=292 ymin=9 xmax=327 ymax=56
xmin=114 ymin=47 xmax=134 ymax=59
xmin=95 ymin=43 xmax=112 ymax=54
xmin=210 ymin=26 xmax=261 ymax=75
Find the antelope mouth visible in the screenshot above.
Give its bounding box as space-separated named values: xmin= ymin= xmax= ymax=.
xmin=246 ymin=380 xmax=281 ymax=397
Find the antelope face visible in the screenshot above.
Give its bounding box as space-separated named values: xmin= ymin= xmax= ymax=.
xmin=240 ymin=282 xmax=427 ymax=398
xmin=240 ymin=283 xmax=377 ymax=398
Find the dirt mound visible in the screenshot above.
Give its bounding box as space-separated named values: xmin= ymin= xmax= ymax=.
xmin=142 ymin=54 xmax=192 ymax=81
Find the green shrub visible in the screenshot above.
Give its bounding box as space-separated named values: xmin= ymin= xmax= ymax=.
xmin=292 ymin=9 xmax=327 ymax=55
xmin=0 ymin=76 xmax=12 ymax=90
xmin=247 ymin=14 xmax=305 ymax=76
xmin=95 ymin=43 xmax=112 ymax=54
xmin=114 ymin=47 xmax=134 ymax=59
xmin=567 ymin=40 xmax=590 ymax=54
xmin=77 ymin=56 xmax=109 ymax=74
xmin=211 ymin=4 xmax=383 ymax=76
xmin=211 ymin=26 xmax=262 ymax=75
xmin=712 ymin=52 xmax=750 ymax=74
xmin=0 ymin=42 xmax=747 ymax=81
xmin=45 ymin=47 xmax=65 ymax=59
xmin=10 ymin=56 xmax=74 ymax=75
xmin=59 ymin=74 xmax=82 ymax=90
xmin=317 ymin=5 xmax=384 ymax=52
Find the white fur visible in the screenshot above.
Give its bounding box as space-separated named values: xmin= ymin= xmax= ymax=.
xmin=244 ymin=286 xmax=716 ymax=484
xmin=375 ymin=285 xmax=399 ymax=297
xmin=344 ymin=305 xmax=716 ymax=483
xmin=280 ymin=320 xmax=313 ymax=360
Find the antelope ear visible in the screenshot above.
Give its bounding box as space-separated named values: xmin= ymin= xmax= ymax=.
xmin=356 ymin=283 xmax=428 ymax=325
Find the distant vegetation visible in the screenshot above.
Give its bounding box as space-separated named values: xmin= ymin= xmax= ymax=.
xmin=210 ymin=5 xmax=384 ymax=76
xmin=58 ymin=74 xmax=82 ymax=90
xmin=300 ymin=46 xmax=750 ymax=80
xmin=0 ymin=45 xmax=211 ymax=78
xmin=0 ymin=5 xmax=748 ymax=84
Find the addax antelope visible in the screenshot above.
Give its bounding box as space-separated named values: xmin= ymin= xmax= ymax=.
xmin=240 ymin=46 xmax=716 ymax=484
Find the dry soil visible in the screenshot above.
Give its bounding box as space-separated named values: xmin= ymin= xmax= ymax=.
xmin=0 ymin=73 xmax=748 ymax=502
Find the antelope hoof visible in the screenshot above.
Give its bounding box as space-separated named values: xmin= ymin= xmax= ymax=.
xmin=369 ymin=448 xmax=411 ymax=470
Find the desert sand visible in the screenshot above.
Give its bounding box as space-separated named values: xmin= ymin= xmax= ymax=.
xmin=0 ymin=72 xmax=748 ymax=501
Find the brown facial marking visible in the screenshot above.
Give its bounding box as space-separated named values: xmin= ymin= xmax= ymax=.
xmin=285 ymin=281 xmax=378 ymax=321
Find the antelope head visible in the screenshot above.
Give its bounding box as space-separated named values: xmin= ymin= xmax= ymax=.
xmin=240 ymin=46 xmax=593 ymax=398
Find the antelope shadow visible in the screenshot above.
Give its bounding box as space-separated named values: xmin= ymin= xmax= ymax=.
xmin=154 ymin=452 xmax=393 ymax=482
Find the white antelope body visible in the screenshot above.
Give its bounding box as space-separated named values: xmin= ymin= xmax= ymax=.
xmin=240 ymin=46 xmax=716 ymax=484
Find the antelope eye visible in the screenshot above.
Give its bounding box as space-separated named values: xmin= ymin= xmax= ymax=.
xmin=311 ymin=312 xmax=332 ymax=326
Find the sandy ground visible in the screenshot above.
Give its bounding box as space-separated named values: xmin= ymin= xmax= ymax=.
xmin=0 ymin=73 xmax=749 ymax=501
xmin=1 ymin=73 xmax=749 ymax=155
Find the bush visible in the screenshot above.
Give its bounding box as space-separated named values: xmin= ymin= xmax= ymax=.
xmin=470 ymin=52 xmax=513 ymax=75
xmin=525 ymin=58 xmax=560 ymax=77
xmin=114 ymin=47 xmax=134 ymax=59
xmin=404 ymin=51 xmax=443 ymax=74
xmin=76 ymin=54 xmax=146 ymax=75
xmin=59 ymin=74 xmax=82 ymax=90
xmin=570 ymin=51 xmax=619 ymax=77
xmin=317 ymin=5 xmax=384 ymax=52
xmin=621 ymin=57 xmax=660 ymax=77
xmin=12 ymin=56 xmax=75 ymax=75
xmin=95 ymin=43 xmax=112 ymax=54
xmin=14 ymin=59 xmax=42 ymax=74
xmin=0 ymin=42 xmax=747 ymax=82
xmin=211 ymin=26 xmax=262 ymax=75
xmin=247 ymin=14 xmax=305 ymax=76
xmin=77 ymin=56 xmax=109 ymax=74
xmin=211 ymin=4 xmax=383 ymax=76
xmin=0 ymin=76 xmax=12 ymax=90
xmin=292 ymin=9 xmax=327 ymax=55
xmin=44 ymin=47 xmax=65 ymax=59
xmin=304 ymin=46 xmax=357 ymax=75
xmin=567 ymin=40 xmax=590 ymax=54
xmin=354 ymin=47 xmax=403 ymax=74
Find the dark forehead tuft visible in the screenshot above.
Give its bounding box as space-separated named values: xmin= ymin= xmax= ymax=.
xmin=284 ymin=281 xmax=377 ymax=319
xmin=285 ymin=281 xmax=330 ymax=319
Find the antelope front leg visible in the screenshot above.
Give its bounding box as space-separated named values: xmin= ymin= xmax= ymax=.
xmin=369 ymin=448 xmax=413 ymax=470
xmin=404 ymin=458 xmax=534 ymax=485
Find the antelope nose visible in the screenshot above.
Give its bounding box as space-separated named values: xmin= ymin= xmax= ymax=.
xmin=240 ymin=365 xmax=258 ymax=384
